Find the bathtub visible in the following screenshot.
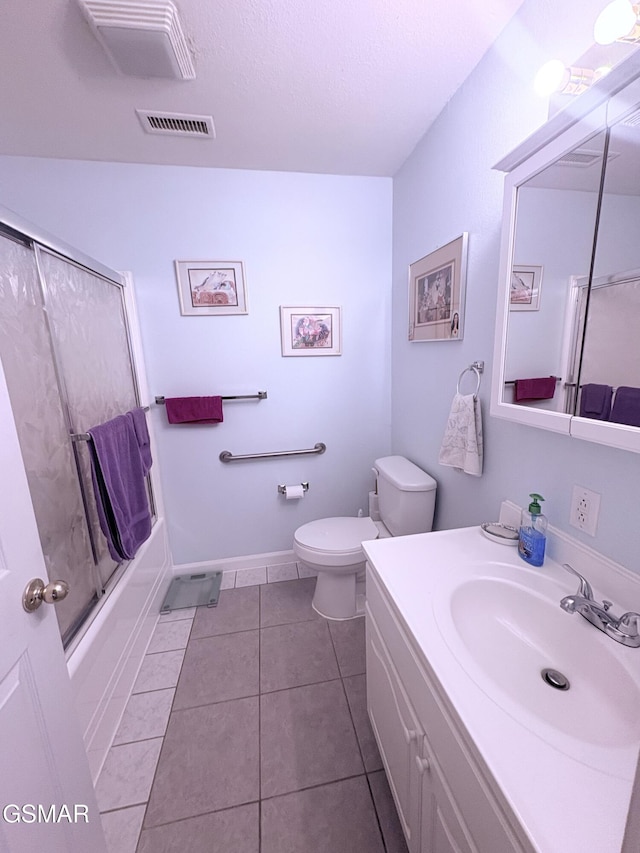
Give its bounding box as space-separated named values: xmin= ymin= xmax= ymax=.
xmin=66 ymin=517 xmax=171 ymax=782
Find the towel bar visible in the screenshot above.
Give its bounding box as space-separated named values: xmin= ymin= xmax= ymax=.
xmin=220 ymin=443 xmax=326 ymax=463
xmin=70 ymin=406 xmax=151 ymax=442
xmin=504 ymin=377 xmax=561 ymax=386
xmin=155 ymin=391 xmax=267 ymax=404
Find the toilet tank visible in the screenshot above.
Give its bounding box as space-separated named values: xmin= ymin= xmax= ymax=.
xmin=374 ymin=455 xmax=437 ymax=536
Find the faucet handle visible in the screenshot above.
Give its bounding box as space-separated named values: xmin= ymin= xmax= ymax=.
xmin=616 ymin=612 xmax=640 ymax=638
xmin=561 ymin=564 xmax=594 ymax=600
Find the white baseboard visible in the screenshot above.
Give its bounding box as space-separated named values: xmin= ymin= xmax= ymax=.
xmin=172 ymin=548 xmax=297 ymax=577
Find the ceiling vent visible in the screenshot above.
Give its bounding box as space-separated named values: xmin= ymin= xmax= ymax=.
xmin=623 ymin=108 xmax=640 ymax=127
xmin=556 ymin=149 xmax=604 ymax=167
xmin=136 ymin=109 xmax=215 ymax=138
xmin=78 ymin=0 xmax=195 ymax=80
xmin=556 ymin=149 xmax=619 ymax=167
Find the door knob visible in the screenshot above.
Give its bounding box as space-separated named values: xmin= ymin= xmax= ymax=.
xmin=23 ymin=578 xmax=70 ymax=613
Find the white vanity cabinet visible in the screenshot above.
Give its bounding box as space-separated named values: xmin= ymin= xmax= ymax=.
xmin=366 ymin=565 xmax=533 ymax=853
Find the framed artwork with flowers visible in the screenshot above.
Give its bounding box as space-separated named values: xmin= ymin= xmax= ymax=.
xmin=279 ymin=306 xmax=342 ymax=356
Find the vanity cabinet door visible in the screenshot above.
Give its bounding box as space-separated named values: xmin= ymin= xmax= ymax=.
xmin=419 ymin=735 xmax=478 ymax=853
xmin=367 ymin=611 xmax=423 ymax=853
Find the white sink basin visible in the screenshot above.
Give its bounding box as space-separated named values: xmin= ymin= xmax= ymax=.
xmin=435 ymin=572 xmax=640 ymax=753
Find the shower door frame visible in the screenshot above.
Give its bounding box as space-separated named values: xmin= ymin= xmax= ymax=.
xmin=0 ymin=204 xmax=156 ymax=649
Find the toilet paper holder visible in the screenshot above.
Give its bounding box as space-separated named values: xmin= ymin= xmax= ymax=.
xmin=278 ymin=482 xmax=309 ymax=495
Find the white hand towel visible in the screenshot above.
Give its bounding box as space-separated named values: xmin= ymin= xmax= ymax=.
xmin=438 ymin=392 xmax=483 ymax=476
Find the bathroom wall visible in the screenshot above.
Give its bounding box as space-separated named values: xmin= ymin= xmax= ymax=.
xmin=391 ymin=0 xmax=640 ymax=572
xmin=0 ymin=161 xmax=392 ymax=564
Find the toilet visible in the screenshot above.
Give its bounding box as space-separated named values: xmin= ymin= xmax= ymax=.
xmin=293 ymin=455 xmax=437 ymax=620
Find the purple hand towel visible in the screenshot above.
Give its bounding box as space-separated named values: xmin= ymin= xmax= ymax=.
xmin=126 ymin=407 xmax=153 ymax=475
xmin=579 ymin=384 xmax=613 ymax=420
xmin=165 ymin=396 xmax=224 ymax=424
xmin=514 ymin=376 xmax=557 ymax=402
xmin=610 ymin=386 xmax=640 ymax=427
xmin=88 ymin=415 xmax=152 ymax=561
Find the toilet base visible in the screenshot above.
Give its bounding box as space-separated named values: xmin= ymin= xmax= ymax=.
xmin=311 ymin=572 xmax=365 ymax=620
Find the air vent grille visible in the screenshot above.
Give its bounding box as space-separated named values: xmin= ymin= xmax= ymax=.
xmin=556 ymin=150 xmax=602 ymax=167
xmin=556 ymin=149 xmax=620 ymax=168
xmin=136 ymin=109 xmax=215 ymax=138
xmin=623 ymin=108 xmax=640 ymax=127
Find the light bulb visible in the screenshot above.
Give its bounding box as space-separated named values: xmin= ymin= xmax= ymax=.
xmin=594 ymin=0 xmax=637 ymax=44
xmin=534 ymin=60 xmax=568 ymax=97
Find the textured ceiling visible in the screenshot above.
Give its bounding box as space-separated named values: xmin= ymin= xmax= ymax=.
xmin=0 ymin=0 xmax=525 ymax=176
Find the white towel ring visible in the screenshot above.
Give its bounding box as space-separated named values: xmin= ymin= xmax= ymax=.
xmin=457 ymin=364 xmax=482 ymax=399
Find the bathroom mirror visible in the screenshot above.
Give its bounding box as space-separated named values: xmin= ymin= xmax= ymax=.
xmin=491 ymin=54 xmax=640 ymax=453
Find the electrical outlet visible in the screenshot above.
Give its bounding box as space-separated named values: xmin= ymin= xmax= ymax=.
xmin=569 ymin=485 xmax=601 ymax=536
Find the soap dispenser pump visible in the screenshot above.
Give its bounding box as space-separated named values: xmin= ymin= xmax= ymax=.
xmin=518 ymin=493 xmax=547 ymax=567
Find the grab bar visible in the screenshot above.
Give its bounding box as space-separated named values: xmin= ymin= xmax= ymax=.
xmin=155 ymin=391 xmax=267 ymax=404
xmin=219 ymin=442 xmax=326 ymax=463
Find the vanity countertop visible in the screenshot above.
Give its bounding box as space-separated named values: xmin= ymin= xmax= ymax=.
xmin=363 ymin=525 xmax=640 ymax=853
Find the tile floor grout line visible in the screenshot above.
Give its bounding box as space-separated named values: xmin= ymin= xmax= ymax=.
xmin=139 ymin=798 xmax=261 ymax=832
xmin=189 ymin=624 xmax=261 ymax=641
xmin=258 ymin=584 xmax=262 ymax=853
xmin=339 ymin=672 xmax=368 ymax=774
xmin=260 ymin=771 xmax=376 ymax=803
xmin=131 ymin=605 xmax=198 ymax=852
xmin=365 ymin=771 xmax=391 ymax=853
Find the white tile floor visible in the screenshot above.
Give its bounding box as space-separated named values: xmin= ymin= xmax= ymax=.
xmin=97 ymin=560 xmax=324 ymax=852
xmin=95 ymin=561 xmax=407 ymax=853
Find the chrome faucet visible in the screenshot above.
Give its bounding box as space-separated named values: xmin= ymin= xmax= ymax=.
xmin=559 ymin=563 xmax=640 ymax=648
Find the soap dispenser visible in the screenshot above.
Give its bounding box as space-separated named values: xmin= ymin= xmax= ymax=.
xmin=518 ymin=493 xmax=547 ymax=567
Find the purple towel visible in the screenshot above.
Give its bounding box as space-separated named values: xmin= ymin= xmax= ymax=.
xmin=88 ymin=415 xmax=152 ymax=561
xmin=126 ymin=407 xmax=153 ymax=475
xmin=610 ymin=386 xmax=640 ymax=427
xmin=164 ymin=396 xmax=224 ymax=424
xmin=579 ymin=384 xmax=612 ymax=420
xmin=514 ymin=376 xmax=557 ymax=402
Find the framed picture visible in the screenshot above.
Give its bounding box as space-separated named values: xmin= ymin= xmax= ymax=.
xmin=175 ymin=260 xmax=248 ymax=316
xmin=408 ymin=233 xmax=468 ymax=342
xmin=280 ymin=306 xmax=341 ymax=356
xmin=510 ymin=265 xmax=543 ymax=311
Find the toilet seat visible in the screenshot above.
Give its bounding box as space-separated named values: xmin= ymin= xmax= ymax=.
xmin=294 ymin=516 xmax=379 ymax=567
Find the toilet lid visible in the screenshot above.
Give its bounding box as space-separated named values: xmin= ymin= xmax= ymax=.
xmin=294 ymin=516 xmax=379 ymax=555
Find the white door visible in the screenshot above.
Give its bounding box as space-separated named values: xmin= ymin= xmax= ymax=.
xmin=0 ymin=363 xmax=106 ymax=852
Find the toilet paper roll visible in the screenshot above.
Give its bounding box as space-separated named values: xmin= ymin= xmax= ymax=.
xmin=284 ymin=484 xmax=305 ymax=500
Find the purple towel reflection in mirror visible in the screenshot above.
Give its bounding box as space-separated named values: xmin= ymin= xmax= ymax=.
xmin=514 ymin=376 xmax=557 ymax=402
xmin=579 ymin=384 xmax=613 ymax=421
xmin=610 ymin=387 xmax=640 ymax=427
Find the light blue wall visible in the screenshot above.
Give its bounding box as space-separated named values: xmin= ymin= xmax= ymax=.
xmin=391 ymin=0 xmax=640 ymax=572
xmin=0 ymin=159 xmax=392 ymax=564
xmin=1 ymin=0 xmax=638 ymax=574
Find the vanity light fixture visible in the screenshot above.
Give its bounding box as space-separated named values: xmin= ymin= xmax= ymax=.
xmin=594 ymin=0 xmax=640 ymax=45
xmin=534 ymin=61 xmax=599 ymax=97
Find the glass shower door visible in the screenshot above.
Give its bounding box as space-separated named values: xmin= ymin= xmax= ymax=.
xmin=37 ymin=247 xmax=141 ymax=589
xmin=0 ymin=231 xmax=149 ymax=646
xmin=0 ymin=233 xmax=98 ymax=643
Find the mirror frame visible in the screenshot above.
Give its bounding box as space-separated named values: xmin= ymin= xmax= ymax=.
xmin=491 ymin=53 xmax=640 ymax=454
